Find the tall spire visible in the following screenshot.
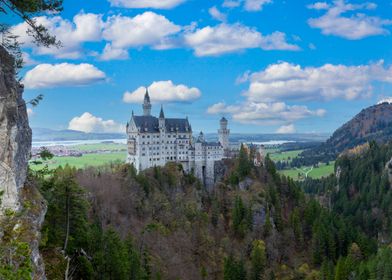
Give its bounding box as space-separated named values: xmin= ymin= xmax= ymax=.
xmin=144 ymin=87 xmax=150 ymax=103
xmin=159 ymin=105 xmax=165 ymax=119
xmin=143 ymin=87 xmax=152 ymax=116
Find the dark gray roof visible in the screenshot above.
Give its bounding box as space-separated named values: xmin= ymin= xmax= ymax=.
xmin=132 ymin=115 xmax=191 ymax=133
xmin=204 ymin=142 xmax=222 ymax=147
xmin=133 ymin=116 xmax=159 ymax=132
xmin=165 ymin=118 xmax=191 ymax=133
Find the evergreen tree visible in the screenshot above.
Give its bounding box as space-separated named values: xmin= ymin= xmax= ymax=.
xmin=250 ymin=240 xmax=266 ymax=280
xmin=232 ymin=196 xmax=252 ymax=237
xmin=238 ymin=144 xmax=251 ymax=179
xmin=223 ymin=255 xmax=247 ymax=280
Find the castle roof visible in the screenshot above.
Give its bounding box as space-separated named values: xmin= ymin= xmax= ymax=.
xmin=132 ymin=115 xmax=191 ymax=133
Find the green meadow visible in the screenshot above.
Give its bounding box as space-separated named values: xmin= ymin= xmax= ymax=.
xmin=268 ymin=149 xmax=335 ymax=180
xmin=30 ymin=152 xmax=126 ymax=170
xmin=269 ymin=149 xmax=304 ymax=162
xmin=279 ymin=162 xmax=335 ymax=180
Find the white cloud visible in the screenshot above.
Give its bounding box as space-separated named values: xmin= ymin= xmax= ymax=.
xmin=222 ymin=0 xmax=241 ymax=8
xmin=209 ymin=6 xmax=227 ymax=22
xmin=222 ymin=0 xmax=271 ymax=11
xmin=11 ymin=11 xmax=182 ymax=60
xmin=276 ymin=124 xmax=296 ymax=134
xmin=207 ymin=101 xmax=325 ymax=125
xmin=244 ymin=0 xmax=272 ymax=11
xmin=123 ymin=80 xmax=201 ymax=103
xmin=103 ymin=12 xmax=181 ymax=49
xmin=23 ymin=63 xmax=106 ymax=89
xmin=68 ymin=112 xmax=124 ymax=133
xmin=27 ymin=108 xmax=34 ymax=117
xmin=377 ymin=97 xmax=392 ymax=104
xmin=22 ymin=52 xmax=38 ymax=66
xmin=242 ymin=61 xmax=392 ymax=102
xmin=184 ymin=23 xmax=299 ymax=56
xmin=108 ymin=0 xmax=185 ymax=9
xmin=12 ymin=12 xmax=104 ymax=58
xmin=260 ymin=31 xmax=300 ymax=51
xmin=100 ymin=43 xmax=129 ymax=60
xmin=308 ymin=0 xmax=392 ymax=40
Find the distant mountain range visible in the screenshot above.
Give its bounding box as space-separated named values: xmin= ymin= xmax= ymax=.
xmin=32 ymin=127 xmax=330 ymax=143
xmin=297 ymin=102 xmax=392 ymax=166
xmin=32 ymin=128 xmax=126 ymax=142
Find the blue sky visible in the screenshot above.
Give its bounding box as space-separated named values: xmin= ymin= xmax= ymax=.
xmin=6 ymin=0 xmax=392 ymax=134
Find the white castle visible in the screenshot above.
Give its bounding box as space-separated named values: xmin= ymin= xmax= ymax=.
xmin=126 ymin=89 xmax=230 ymax=185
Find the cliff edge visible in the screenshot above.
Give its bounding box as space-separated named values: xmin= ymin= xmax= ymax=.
xmin=0 ymin=46 xmax=31 ymax=210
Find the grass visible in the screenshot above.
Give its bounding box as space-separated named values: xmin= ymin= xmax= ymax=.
xmin=30 ymin=152 xmax=126 ymax=170
xmin=269 ymin=149 xmax=304 ymax=162
xmin=280 ymin=162 xmax=335 ymax=180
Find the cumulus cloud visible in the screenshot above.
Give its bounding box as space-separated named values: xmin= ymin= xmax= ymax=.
xmin=11 ymin=11 xmax=180 ymax=60
xmin=109 ymin=0 xmax=185 ymax=9
xmin=276 ymin=124 xmax=296 ymax=134
xmin=308 ymin=0 xmax=392 ymax=40
xmin=11 ymin=10 xmax=298 ymax=60
xmin=184 ymin=23 xmax=299 ymax=56
xmin=68 ymin=112 xmax=124 ymax=133
xmin=241 ymin=61 xmax=392 ymax=102
xmin=222 ymin=0 xmax=272 ymax=11
xmin=12 ymin=12 xmax=104 ymax=58
xmin=100 ymin=43 xmax=129 ymax=60
xmin=260 ymin=32 xmax=300 ymax=51
xmin=103 ymin=12 xmax=181 ymax=49
xmin=209 ymin=6 xmax=227 ymax=22
xmin=123 ymin=80 xmax=201 ymax=103
xmin=207 ymin=101 xmax=325 ymax=125
xmin=23 ymin=63 xmax=106 ymax=89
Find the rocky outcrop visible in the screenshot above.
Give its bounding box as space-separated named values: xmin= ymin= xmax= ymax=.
xmin=0 ymin=46 xmax=32 ymax=210
xmin=0 ymin=46 xmax=46 ymax=278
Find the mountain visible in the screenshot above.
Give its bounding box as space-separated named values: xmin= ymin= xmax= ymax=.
xmin=32 ymin=127 xmax=126 ymax=141
xmin=295 ymin=102 xmax=392 ymax=166
xmin=33 ymin=127 xmax=329 ymax=143
xmin=325 ymin=102 xmax=392 ymax=152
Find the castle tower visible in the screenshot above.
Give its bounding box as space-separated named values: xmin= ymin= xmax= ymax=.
xmin=159 ymin=105 xmax=165 ymax=130
xmin=218 ymin=117 xmax=230 ymax=151
xmin=143 ymin=88 xmax=152 ymax=116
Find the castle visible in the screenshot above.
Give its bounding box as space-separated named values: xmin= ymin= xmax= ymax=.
xmin=126 ymin=89 xmax=230 ymax=185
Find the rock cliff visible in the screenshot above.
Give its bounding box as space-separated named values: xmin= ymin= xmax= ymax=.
xmin=0 ymin=46 xmax=46 ymax=279
xmin=0 ymin=45 xmax=31 ymax=210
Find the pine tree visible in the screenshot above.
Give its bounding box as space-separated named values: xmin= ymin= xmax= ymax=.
xmin=250 ymin=240 xmax=266 ymax=280
xmin=223 ymin=255 xmax=247 ymax=280
xmin=238 ymin=144 xmax=251 ymax=179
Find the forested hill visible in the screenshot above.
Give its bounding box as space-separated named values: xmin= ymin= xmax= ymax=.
xmin=301 ymin=141 xmax=392 ymax=278
xmin=296 ymin=102 xmax=392 ymax=166
xmin=326 ymin=102 xmax=392 ymax=152
xmin=29 ymin=146 xmax=392 ymax=279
